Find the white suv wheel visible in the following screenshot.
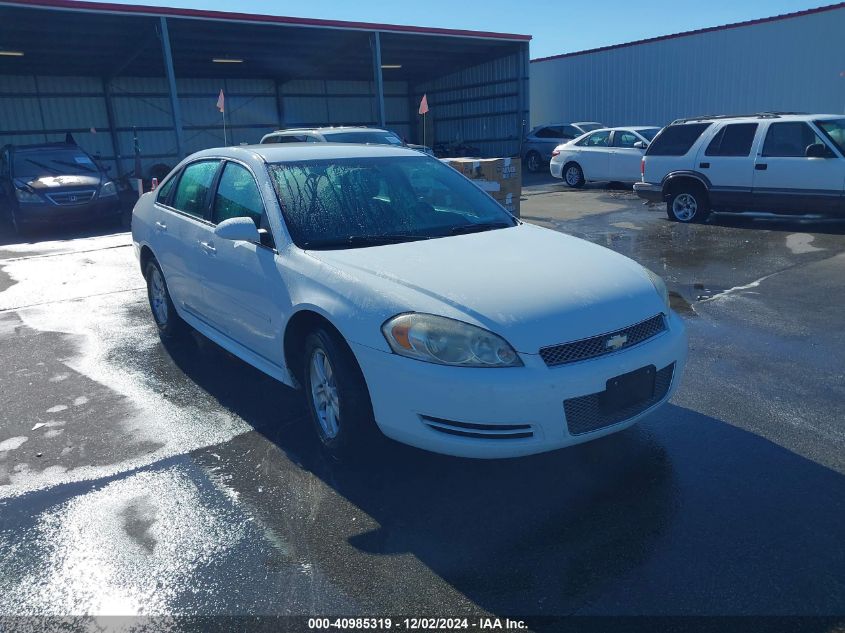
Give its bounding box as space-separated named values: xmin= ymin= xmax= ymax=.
xmin=672 ymin=193 xmax=698 ymax=221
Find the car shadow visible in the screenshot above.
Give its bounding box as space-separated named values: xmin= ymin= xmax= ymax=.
xmin=704 ymin=211 xmax=845 ymax=235
xmin=154 ymin=329 xmax=845 ymax=620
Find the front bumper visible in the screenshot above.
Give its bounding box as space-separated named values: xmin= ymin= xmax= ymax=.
xmin=352 ymin=312 xmax=688 ymax=458
xmin=633 ymin=182 xmax=664 ymax=203
xmin=16 ymin=197 xmax=122 ymax=226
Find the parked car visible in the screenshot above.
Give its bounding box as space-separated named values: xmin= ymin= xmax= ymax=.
xmin=522 ymin=122 xmax=605 ymax=173
xmin=0 ymin=142 xmax=121 ymax=234
xmin=634 ymin=112 xmax=845 ymax=222
xmin=260 ymin=126 xmax=433 ymax=155
xmin=550 ymin=127 xmax=661 ymax=187
xmin=132 ymin=144 xmax=687 ymax=459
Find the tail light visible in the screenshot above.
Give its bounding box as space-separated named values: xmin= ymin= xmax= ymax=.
xmin=640 ymin=157 xmax=645 ymax=177
xmin=552 ymin=149 xmax=560 ymax=157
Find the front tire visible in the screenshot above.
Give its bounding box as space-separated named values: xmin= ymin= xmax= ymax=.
xmin=525 ymin=151 xmax=543 ymax=173
xmin=667 ymin=185 xmax=711 ymax=223
xmin=303 ymin=327 xmax=377 ymax=459
xmin=145 ymin=259 xmax=186 ymax=339
xmin=563 ymin=162 xmax=585 ymax=188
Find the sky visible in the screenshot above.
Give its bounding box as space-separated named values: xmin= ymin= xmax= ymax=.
xmin=77 ymin=0 xmax=829 ymax=59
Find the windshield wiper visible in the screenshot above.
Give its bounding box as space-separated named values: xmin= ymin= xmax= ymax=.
xmin=302 ymin=234 xmax=431 ymax=250
xmin=449 ymin=221 xmax=514 ymax=236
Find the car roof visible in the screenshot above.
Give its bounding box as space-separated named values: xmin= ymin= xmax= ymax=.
xmin=190 ymin=143 xmax=422 ymax=163
xmin=267 ymin=126 xmax=393 ymax=135
xmin=670 ymin=113 xmax=843 ymax=125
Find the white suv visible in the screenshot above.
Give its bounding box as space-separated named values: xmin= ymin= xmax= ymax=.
xmin=634 ymin=113 xmax=845 ymax=222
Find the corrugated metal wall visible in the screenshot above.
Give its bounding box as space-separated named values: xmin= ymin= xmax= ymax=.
xmin=530 ymin=6 xmax=845 ymax=128
xmin=415 ymin=47 xmax=529 ymax=157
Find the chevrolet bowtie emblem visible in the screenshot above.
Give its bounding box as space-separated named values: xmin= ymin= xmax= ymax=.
xmin=606 ymin=334 xmax=628 ymax=350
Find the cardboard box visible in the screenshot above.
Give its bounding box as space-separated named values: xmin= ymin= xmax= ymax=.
xmin=442 ymin=156 xmax=522 ymax=217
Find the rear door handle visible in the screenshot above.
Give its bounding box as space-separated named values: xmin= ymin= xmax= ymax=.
xmin=155 ymin=221 xmax=167 ymax=231
xmin=755 ymin=163 xmax=768 ymax=171
xmin=199 ymin=241 xmax=216 ymax=254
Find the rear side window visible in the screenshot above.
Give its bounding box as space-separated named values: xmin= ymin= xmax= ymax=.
xmin=578 ymin=131 xmax=610 ymax=147
xmin=172 ymin=160 xmax=219 ymax=218
xmin=705 ymin=123 xmax=758 ymax=157
xmin=647 ymin=123 xmax=711 ymax=156
xmin=535 ymin=127 xmax=563 ymax=139
xmin=762 ymin=122 xmax=826 ymax=157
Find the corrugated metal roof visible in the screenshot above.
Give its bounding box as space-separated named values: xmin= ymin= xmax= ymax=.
xmin=532 ymin=2 xmax=844 ymax=62
xmin=0 ymin=0 xmax=531 ymax=41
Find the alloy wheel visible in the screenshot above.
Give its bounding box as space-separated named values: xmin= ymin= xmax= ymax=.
xmin=310 ymin=348 xmax=341 ymax=440
xmin=672 ymin=193 xmax=698 ymax=221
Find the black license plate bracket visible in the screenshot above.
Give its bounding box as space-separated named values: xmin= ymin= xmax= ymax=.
xmin=600 ymin=365 xmax=656 ymax=413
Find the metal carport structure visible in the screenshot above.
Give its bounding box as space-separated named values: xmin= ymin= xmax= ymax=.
xmin=0 ymin=0 xmax=530 ymax=179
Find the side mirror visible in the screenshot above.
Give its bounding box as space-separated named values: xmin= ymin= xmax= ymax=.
xmin=214 ymin=217 xmax=259 ymax=243
xmin=633 ymin=141 xmax=648 ymax=149
xmin=805 ymin=143 xmax=829 ymax=158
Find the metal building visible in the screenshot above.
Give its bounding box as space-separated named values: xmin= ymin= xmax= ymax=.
xmin=0 ymin=0 xmax=530 ymax=179
xmin=530 ymin=3 xmax=845 ymax=128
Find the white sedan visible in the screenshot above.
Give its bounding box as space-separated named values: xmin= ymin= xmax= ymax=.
xmin=551 ymin=127 xmax=660 ymax=187
xmin=132 ymin=144 xmax=686 ymax=459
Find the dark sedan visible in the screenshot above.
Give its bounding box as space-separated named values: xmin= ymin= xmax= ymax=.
xmin=0 ymin=142 xmax=122 ymax=234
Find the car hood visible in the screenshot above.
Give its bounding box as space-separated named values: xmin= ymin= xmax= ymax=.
xmin=306 ymin=223 xmax=665 ymax=353
xmin=17 ymin=174 xmax=103 ymax=191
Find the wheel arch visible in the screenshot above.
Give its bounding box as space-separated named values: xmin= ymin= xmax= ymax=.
xmin=562 ymin=160 xmax=584 ymax=181
xmin=139 ymin=244 xmax=155 ymax=275
xmin=283 ymin=307 xmax=359 ymax=389
xmin=661 ymin=171 xmax=711 ymax=198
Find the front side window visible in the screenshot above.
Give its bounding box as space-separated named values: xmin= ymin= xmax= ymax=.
xmin=212 ymin=162 xmax=265 ymax=227
xmin=814 ymin=118 xmax=845 ymax=154
xmin=762 ymin=122 xmax=826 ymax=157
xmin=705 ymin=123 xmax=758 ymax=157
xmin=580 ymin=131 xmax=610 ymax=147
xmin=613 ymin=131 xmax=639 ymax=148
xmin=647 ymin=123 xmax=711 ymax=156
xmin=268 ymin=156 xmax=516 ymax=250
xmin=172 ymin=160 xmax=219 ymax=218
xmin=156 ymin=174 xmax=177 ymax=204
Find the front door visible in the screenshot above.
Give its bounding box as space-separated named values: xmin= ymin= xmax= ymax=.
xmin=752 ymin=121 xmax=845 ymax=213
xmin=202 ymin=160 xmax=289 ymax=365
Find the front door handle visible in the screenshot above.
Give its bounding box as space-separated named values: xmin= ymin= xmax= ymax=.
xmin=755 ymin=163 xmax=768 ymax=171
xmin=155 ymin=221 xmax=167 ymax=231
xmin=199 ymin=241 xmax=216 ymax=254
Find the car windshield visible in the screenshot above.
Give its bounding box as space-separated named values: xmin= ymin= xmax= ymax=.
xmin=13 ymin=149 xmax=99 ymax=178
xmin=639 ymin=128 xmax=660 ymax=141
xmin=815 ymin=119 xmax=845 ymax=153
xmin=322 ymin=131 xmax=404 ymax=145
xmin=267 ymin=156 xmax=517 ymax=250
xmin=577 ymin=123 xmax=603 ymax=132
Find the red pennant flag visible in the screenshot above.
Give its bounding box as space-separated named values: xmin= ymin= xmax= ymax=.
xmin=216 ymin=89 xmax=225 ymax=113
xmin=418 ymin=93 xmax=429 ymax=115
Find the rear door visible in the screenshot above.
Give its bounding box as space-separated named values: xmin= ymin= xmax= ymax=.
xmin=202 ymin=160 xmax=290 ymax=364
xmin=575 ymin=130 xmax=612 ymax=181
xmin=156 ymin=159 xmax=221 ymax=321
xmin=752 ymin=121 xmax=845 ymax=213
xmin=696 ymin=122 xmax=758 ymax=209
xmin=609 ymin=130 xmax=646 ymax=181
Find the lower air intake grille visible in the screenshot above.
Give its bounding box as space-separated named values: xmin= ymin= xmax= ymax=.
xmin=421 ymin=415 xmax=533 ymax=440
xmin=564 ymin=363 xmax=674 ymax=436
xmin=540 ymin=314 xmax=667 ymax=367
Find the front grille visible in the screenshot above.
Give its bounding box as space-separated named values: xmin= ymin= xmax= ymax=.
xmin=421 ymin=415 xmax=533 ymax=440
xmin=46 ymin=190 xmax=96 ymax=206
xmin=540 ymin=314 xmax=666 ymax=367
xmin=564 ymin=363 xmax=674 ymax=435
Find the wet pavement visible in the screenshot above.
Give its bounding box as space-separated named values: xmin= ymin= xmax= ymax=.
xmin=0 ymin=180 xmax=844 ymax=624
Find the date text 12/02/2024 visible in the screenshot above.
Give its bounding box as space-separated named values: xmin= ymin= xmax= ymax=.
xmin=307 ymin=617 xmax=528 ymax=630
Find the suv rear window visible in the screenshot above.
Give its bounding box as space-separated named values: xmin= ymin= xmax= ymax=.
xmin=647 ymin=123 xmax=711 ymax=156
xmin=705 ymin=123 xmax=758 ymax=157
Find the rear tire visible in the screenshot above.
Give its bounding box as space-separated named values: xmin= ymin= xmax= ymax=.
xmin=145 ymin=259 xmax=187 ymax=339
xmin=563 ymin=162 xmax=585 ymax=188
xmin=667 ymin=184 xmax=711 ymax=223
xmin=525 ymin=151 xmax=543 ymax=173
xmin=302 ymin=327 xmax=377 ymax=460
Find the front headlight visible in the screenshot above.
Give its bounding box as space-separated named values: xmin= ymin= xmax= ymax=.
xmin=646 ymin=269 xmax=670 ymax=310
xmin=14 ymin=188 xmax=41 ymax=204
xmin=381 ymin=313 xmax=522 ymax=368
xmin=100 ymin=181 xmax=118 ymax=198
